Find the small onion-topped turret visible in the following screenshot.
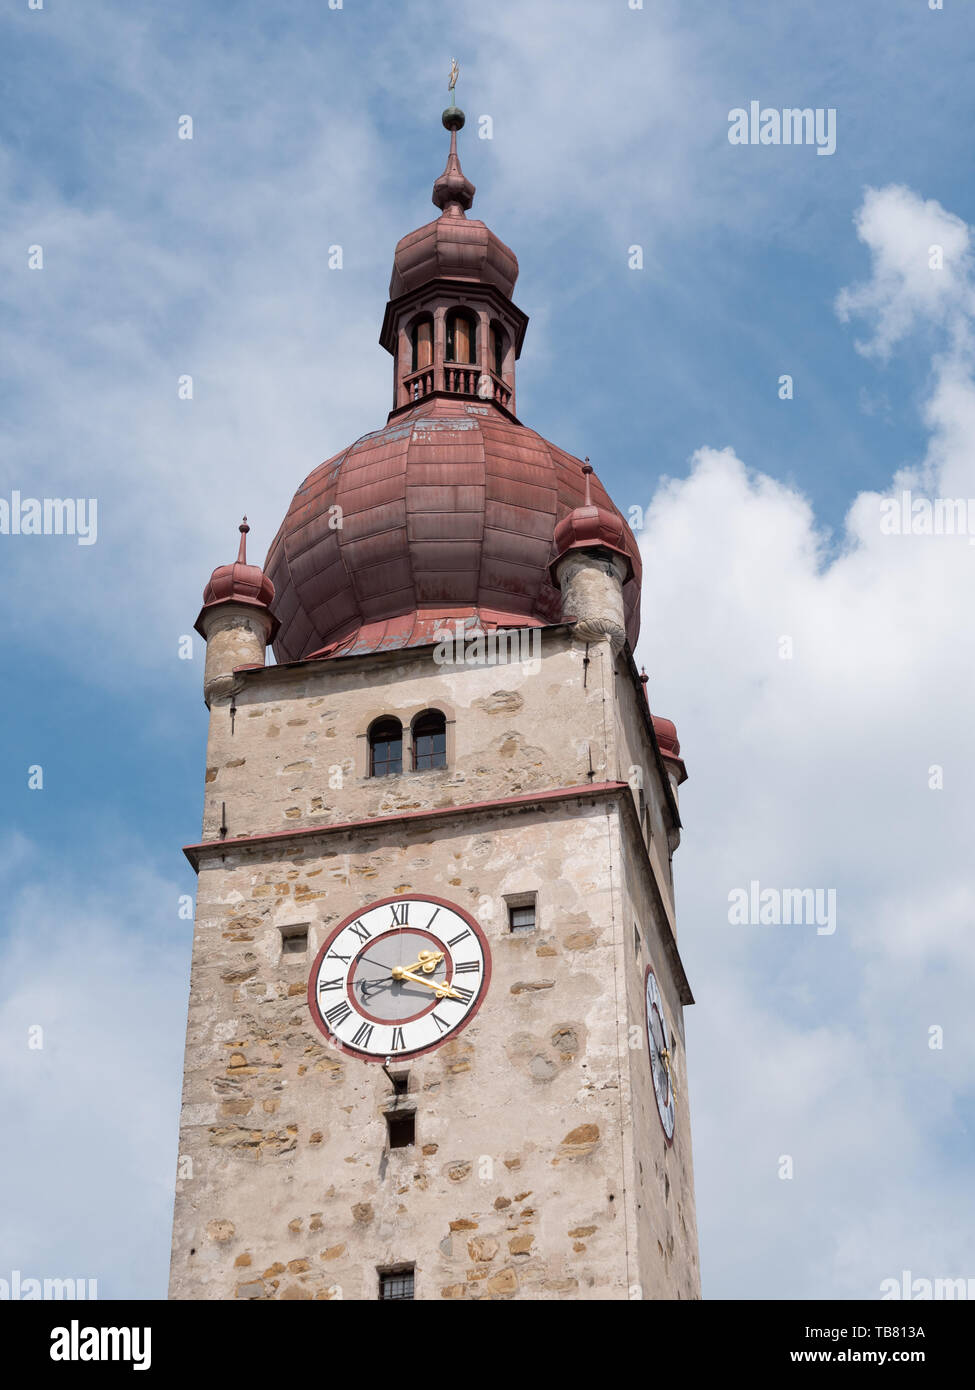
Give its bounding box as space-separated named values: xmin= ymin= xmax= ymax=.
xmin=195 ymin=518 xmax=278 ymax=706
xmin=548 ymin=463 xmax=634 ymax=654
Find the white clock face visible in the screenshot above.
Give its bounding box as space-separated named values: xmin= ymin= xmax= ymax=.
xmin=308 ymin=895 xmax=491 ymax=1061
xmin=645 ymin=967 xmax=676 ymax=1141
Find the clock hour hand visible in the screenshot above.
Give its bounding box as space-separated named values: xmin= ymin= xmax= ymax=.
xmin=398 ymin=949 xmax=444 ymax=975
xmin=392 ymin=965 xmax=462 ymax=1001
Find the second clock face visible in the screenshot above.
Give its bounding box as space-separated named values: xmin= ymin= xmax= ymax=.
xmin=645 ymin=966 xmax=676 ymax=1142
xmin=307 ymin=895 xmax=490 ymax=1061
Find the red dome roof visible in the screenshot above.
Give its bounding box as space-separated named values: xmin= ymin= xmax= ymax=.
xmin=265 ymin=397 xmax=642 ymax=663
xmin=390 ymin=215 xmax=518 ymax=300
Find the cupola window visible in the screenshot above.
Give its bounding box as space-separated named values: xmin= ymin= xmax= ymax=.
xmin=410 ymin=316 xmax=433 ymax=372
xmin=445 ymin=310 xmax=476 ymax=364
xmin=490 ymin=322 xmax=505 ymax=379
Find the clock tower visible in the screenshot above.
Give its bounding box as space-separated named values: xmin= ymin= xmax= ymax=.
xmin=169 ymin=96 xmax=701 ymax=1302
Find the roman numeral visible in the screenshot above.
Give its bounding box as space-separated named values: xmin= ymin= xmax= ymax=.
xmin=327 ymin=950 xmax=351 ymax=965
xmin=349 ymin=919 xmax=371 ymax=944
xmin=425 ymin=907 xmax=441 ymax=930
xmin=317 ymin=977 xmax=344 ymax=993
xmin=323 ymin=1001 xmax=352 ymax=1028
xmin=431 ymin=1012 xmax=451 ymax=1034
xmin=447 ymin=928 xmax=470 ymax=947
xmin=448 ymin=984 xmax=474 ymax=1004
xmin=390 ymin=1026 xmax=406 ymax=1051
xmin=453 ymin=960 xmax=480 ymax=974
xmin=390 ymin=902 xmax=410 ymax=926
xmin=351 ymin=1022 xmax=374 ymax=1049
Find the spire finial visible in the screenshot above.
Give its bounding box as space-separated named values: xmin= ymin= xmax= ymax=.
xmin=582 ymin=459 xmax=593 ymax=507
xmin=237 ymin=515 xmax=249 ymax=565
xmin=434 ymin=60 xmax=475 ymax=215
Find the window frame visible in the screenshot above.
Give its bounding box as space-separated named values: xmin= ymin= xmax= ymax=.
xmin=368 ymin=716 xmax=404 ymax=778
xmin=411 ymin=708 xmax=447 ymax=772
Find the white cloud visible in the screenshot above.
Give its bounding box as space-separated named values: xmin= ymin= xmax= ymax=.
xmin=835 ymin=185 xmax=974 ymax=359
xmin=638 ymin=184 xmax=975 ymax=1297
xmin=0 ymin=836 xmax=189 ymax=1298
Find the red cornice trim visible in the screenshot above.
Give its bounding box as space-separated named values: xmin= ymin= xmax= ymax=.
xmin=183 ymin=780 xmax=628 ymax=870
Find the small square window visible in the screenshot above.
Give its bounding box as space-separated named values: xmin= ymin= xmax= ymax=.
xmin=379 ymin=1266 xmax=415 ymax=1301
xmin=507 ymin=900 xmax=536 ymax=934
xmin=280 ymin=925 xmax=308 ymax=956
xmin=389 ymin=1071 xmax=409 ymax=1096
xmin=386 ymin=1111 xmax=415 ymax=1149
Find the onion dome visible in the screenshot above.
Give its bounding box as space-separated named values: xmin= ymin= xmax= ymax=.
xmin=265 ymin=399 xmax=641 ymax=662
xmin=652 ymin=715 xmax=681 ymax=760
xmin=549 ymin=463 xmax=636 ymax=585
xmin=389 ymin=106 xmax=518 ymax=300
xmin=195 ymin=518 xmax=278 ymax=639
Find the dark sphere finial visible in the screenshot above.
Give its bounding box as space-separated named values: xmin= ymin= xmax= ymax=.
xmin=442 ymin=106 xmax=465 ymax=132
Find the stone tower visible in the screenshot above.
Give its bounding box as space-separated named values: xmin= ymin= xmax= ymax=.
xmin=169 ymin=100 xmax=701 ymax=1302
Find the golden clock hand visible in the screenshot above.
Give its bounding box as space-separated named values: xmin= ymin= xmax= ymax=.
xmin=660 ymin=1048 xmax=679 ymax=1100
xmin=393 ymin=966 xmax=462 ymax=1001
xmin=392 ymin=951 xmax=444 ymax=979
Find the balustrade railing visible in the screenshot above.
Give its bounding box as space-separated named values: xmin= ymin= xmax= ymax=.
xmin=401 ymin=364 xmax=512 ymax=410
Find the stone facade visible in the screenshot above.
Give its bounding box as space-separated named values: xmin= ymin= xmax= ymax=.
xmin=169 ymin=620 xmax=700 ymax=1300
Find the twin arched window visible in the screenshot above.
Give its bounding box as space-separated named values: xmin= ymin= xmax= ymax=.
xmin=369 ymin=710 xmax=447 ymax=777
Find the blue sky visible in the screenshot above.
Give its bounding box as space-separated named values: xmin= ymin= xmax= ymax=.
xmin=2 ymin=0 xmax=974 ymax=1299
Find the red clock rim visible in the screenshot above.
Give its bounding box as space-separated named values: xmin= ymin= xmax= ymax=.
xmin=307 ymin=893 xmax=493 ymax=1062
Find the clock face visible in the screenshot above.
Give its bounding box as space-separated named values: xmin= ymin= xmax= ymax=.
xmin=307 ymin=895 xmax=491 ymax=1061
xmin=645 ymin=967 xmax=676 ymax=1142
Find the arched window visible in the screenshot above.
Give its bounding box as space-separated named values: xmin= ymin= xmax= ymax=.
xmin=411 ymin=709 xmax=447 ymax=771
xmin=369 ymin=717 xmax=403 ymax=777
xmin=410 ymin=316 xmax=433 ymax=372
xmin=490 ymin=322 xmax=505 ymax=378
xmin=445 ymin=310 xmax=476 ymax=364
